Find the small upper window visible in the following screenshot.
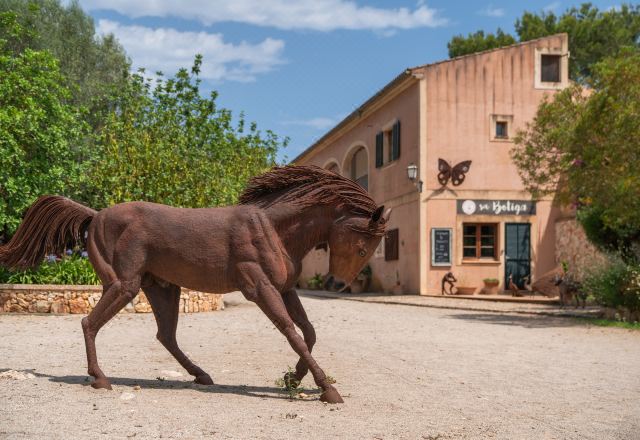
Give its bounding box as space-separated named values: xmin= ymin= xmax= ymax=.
xmin=495 ymin=121 xmax=508 ymax=139
xmin=541 ymin=54 xmax=561 ymax=83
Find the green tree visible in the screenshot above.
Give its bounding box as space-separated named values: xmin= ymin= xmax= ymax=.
xmin=511 ymin=49 xmax=640 ymax=258
xmin=87 ymin=55 xmax=286 ymax=209
xmin=0 ymin=0 xmax=130 ymax=127
xmin=515 ymin=3 xmax=640 ymax=82
xmin=0 ymin=12 xmax=86 ymax=240
xmin=447 ymin=3 xmax=640 ymax=82
xmin=447 ymin=28 xmax=516 ymax=58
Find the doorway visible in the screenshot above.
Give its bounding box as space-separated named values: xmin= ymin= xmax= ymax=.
xmin=504 ymin=223 xmax=531 ymax=289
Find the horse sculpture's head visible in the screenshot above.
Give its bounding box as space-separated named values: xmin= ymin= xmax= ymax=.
xmin=324 ymin=205 xmax=390 ymax=291
xmin=239 ymin=165 xmax=391 ymax=291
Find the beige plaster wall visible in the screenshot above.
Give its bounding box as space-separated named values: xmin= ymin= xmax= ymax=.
xmin=418 ymin=34 xmax=569 ymax=294
xmin=419 ymin=34 xmax=568 ymax=193
xmin=297 ymin=81 xmax=422 ymax=293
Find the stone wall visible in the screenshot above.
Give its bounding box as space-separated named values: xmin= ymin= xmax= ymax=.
xmin=0 ymin=284 xmax=224 ymax=314
xmin=555 ymin=217 xmax=608 ymax=280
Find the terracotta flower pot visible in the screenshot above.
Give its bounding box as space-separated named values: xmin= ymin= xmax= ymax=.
xmin=456 ymin=286 xmax=477 ymax=295
xmin=480 ymin=279 xmax=499 ymax=295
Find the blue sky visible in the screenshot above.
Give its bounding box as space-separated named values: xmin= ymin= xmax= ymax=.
xmin=79 ymin=0 xmax=619 ymax=162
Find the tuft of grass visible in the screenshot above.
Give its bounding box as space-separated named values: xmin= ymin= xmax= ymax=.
xmin=275 ymin=366 xmax=305 ymax=400
xmin=577 ymin=318 xmax=640 ymax=330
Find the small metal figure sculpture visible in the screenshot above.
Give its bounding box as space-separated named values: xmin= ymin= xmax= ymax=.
xmin=554 ymin=273 xmax=585 ymax=308
xmin=441 ymin=272 xmax=457 ymax=295
xmin=437 ymin=159 xmax=472 ymax=186
xmin=0 ymin=165 xmax=390 ymax=404
xmin=523 ymin=274 xmax=534 ymax=297
xmin=508 ymin=274 xmax=523 ymax=297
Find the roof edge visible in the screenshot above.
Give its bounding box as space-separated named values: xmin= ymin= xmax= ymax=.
xmin=409 ymin=33 xmax=569 ymax=71
xmin=292 ymin=33 xmax=568 ymax=165
xmin=291 ymin=69 xmax=415 ymax=164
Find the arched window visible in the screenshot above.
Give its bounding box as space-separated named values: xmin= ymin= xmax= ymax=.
xmin=326 ymin=162 xmax=340 ymax=175
xmin=350 ymin=147 xmax=368 ymax=191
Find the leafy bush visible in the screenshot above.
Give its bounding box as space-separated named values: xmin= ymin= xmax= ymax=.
xmin=582 ymin=256 xmax=640 ymax=313
xmin=0 ymin=255 xmax=100 ymax=285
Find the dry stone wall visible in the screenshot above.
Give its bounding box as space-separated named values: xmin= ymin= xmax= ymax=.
xmin=0 ymin=284 xmax=224 ymax=314
xmin=555 ymin=218 xmax=608 ymax=280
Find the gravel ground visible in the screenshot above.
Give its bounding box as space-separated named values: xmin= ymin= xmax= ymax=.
xmin=1 ymin=292 xmax=638 ymax=439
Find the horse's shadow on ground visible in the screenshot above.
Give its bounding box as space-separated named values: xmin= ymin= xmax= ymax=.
xmin=9 ymin=369 xmax=319 ymax=401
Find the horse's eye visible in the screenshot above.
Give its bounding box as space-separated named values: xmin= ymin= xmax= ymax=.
xmin=358 ymin=250 xmax=366 ymax=257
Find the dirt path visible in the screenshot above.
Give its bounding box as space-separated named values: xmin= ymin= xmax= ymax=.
xmin=1 ymin=292 xmax=638 ymax=439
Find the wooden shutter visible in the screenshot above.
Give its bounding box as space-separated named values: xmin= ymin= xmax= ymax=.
xmin=385 ymin=228 xmax=399 ymax=261
xmin=391 ymin=120 xmax=401 ymax=161
xmin=375 ymin=132 xmax=383 ymax=168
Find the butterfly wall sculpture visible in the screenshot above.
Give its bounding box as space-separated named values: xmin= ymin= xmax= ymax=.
xmin=437 ymin=159 xmax=472 ymax=186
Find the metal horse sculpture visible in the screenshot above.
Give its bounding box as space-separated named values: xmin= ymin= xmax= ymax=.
xmin=0 ymin=165 xmax=389 ymax=404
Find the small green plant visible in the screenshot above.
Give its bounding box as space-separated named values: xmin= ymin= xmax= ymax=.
xmin=307 ymin=273 xmax=324 ymax=290
xmin=275 ymin=366 xmax=305 ymax=399
xmin=483 ymin=278 xmax=499 ymax=283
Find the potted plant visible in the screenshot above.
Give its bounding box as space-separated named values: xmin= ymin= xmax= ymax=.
xmin=480 ymin=277 xmax=499 ymax=295
xmin=350 ymin=265 xmax=371 ymax=294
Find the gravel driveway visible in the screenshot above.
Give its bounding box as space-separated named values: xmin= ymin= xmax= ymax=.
xmin=1 ymin=292 xmax=638 ymax=439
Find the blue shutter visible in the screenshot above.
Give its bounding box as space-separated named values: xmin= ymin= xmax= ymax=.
xmin=375 ymin=132 xmax=383 ymax=168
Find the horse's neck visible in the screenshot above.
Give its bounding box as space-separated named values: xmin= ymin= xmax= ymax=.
xmin=267 ymin=204 xmax=336 ymax=262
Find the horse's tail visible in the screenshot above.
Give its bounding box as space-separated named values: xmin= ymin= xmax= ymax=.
xmin=0 ymin=196 xmax=97 ymax=269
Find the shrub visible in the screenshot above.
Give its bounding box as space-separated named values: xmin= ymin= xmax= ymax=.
xmin=0 ymin=255 xmax=100 ymax=285
xmin=307 ymin=273 xmax=323 ymax=290
xmin=582 ymin=256 xmax=640 ymax=313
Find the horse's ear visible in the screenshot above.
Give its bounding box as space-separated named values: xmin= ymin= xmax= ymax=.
xmin=371 ymin=205 xmax=384 ymax=223
xmin=382 ymin=207 xmax=392 ymax=223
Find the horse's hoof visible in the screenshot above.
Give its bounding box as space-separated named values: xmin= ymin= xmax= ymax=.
xmin=320 ymin=387 xmax=344 ymax=404
xmin=91 ymin=377 xmax=112 ymax=390
xmin=194 ymin=374 xmax=214 ymax=385
xmin=283 ymin=371 xmax=301 ymax=389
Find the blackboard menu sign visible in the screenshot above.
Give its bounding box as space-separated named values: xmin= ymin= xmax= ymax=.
xmin=431 ymin=228 xmax=452 ymax=266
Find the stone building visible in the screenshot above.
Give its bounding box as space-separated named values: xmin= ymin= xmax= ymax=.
xmin=293 ymin=34 xmax=571 ymax=294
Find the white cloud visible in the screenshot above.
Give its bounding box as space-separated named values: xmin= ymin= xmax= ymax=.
xmin=543 ymin=2 xmax=561 ymax=12
xmin=478 ymin=4 xmax=505 ymax=17
xmin=96 ymin=20 xmax=285 ymax=82
xmin=282 ymin=117 xmax=337 ymax=130
xmin=82 ymin=0 xmax=447 ymax=31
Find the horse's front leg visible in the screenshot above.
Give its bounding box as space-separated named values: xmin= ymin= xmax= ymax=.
xmin=242 ymin=277 xmax=342 ymax=403
xmin=282 ymin=288 xmax=316 ymax=387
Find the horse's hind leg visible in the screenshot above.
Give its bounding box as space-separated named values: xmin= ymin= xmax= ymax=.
xmin=143 ymin=281 xmax=214 ymax=385
xmin=81 ymin=277 xmax=141 ymax=389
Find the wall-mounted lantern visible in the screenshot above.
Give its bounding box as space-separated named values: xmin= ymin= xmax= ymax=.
xmin=407 ymin=163 xmax=423 ymax=192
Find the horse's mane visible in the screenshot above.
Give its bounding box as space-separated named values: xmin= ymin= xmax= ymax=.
xmin=240 ymin=165 xmax=385 ymax=235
